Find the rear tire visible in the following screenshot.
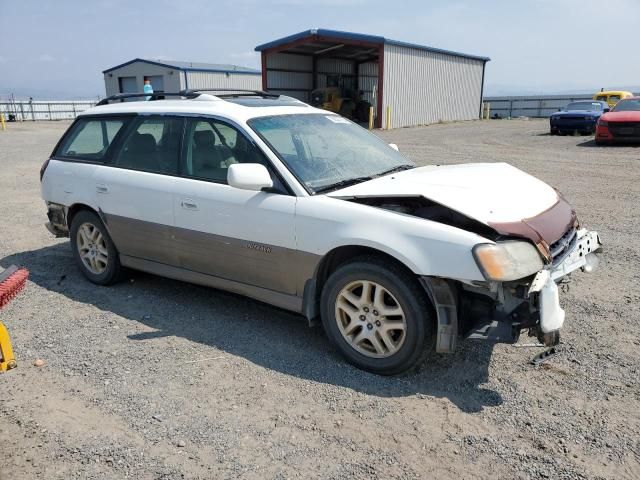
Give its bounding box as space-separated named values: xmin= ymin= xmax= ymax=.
xmin=320 ymin=257 xmax=434 ymax=375
xmin=70 ymin=210 xmax=122 ymax=285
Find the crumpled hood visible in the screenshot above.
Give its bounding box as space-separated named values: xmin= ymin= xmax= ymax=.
xmin=328 ymin=162 xmax=560 ymax=224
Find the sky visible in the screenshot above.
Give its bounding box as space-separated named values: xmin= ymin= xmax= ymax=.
xmin=1 ymin=0 xmax=639 ymax=99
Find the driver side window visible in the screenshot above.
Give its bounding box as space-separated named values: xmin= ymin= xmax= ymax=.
xmin=182 ymin=118 xmax=285 ymax=192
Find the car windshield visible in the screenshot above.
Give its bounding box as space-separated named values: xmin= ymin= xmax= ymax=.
xmin=611 ymin=99 xmax=640 ymax=112
xmin=565 ymin=102 xmax=602 ymax=111
xmin=248 ymin=114 xmax=415 ymax=193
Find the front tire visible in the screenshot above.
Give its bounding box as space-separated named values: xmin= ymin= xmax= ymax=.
xmin=320 ymin=258 xmax=434 ymax=375
xmin=70 ymin=210 xmax=122 ymax=285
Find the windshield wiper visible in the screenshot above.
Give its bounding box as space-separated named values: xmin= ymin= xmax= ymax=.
xmin=374 ymin=164 xmax=415 ymax=177
xmin=313 ymin=165 xmax=415 ymax=194
xmin=313 ymin=176 xmax=374 ymax=194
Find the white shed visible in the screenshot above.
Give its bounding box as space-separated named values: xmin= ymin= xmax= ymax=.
xmin=103 ymin=59 xmax=261 ymax=97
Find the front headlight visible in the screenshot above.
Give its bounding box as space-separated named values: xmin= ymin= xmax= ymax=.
xmin=598 ymin=120 xmax=608 ymax=127
xmin=473 ymin=241 xmax=544 ymax=281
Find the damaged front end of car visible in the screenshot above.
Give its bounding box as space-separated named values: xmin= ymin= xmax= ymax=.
xmin=346 ymin=194 xmax=603 ymax=353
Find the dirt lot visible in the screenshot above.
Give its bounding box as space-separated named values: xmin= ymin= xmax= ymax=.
xmin=1 ymin=119 xmax=638 ymax=479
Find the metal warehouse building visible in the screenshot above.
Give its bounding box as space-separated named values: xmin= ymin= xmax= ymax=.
xmin=256 ymin=29 xmax=490 ymax=128
xmin=103 ymin=58 xmax=261 ymax=97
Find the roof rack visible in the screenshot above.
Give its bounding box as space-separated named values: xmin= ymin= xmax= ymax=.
xmin=179 ymin=88 xmax=279 ymax=99
xmin=96 ymin=92 xmax=196 ymax=106
xmin=96 ymin=89 xmax=282 ymax=107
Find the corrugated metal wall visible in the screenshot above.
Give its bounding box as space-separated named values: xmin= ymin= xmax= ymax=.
xmin=359 ymin=62 xmax=378 ymax=108
xmin=104 ymin=61 xmax=261 ymax=96
xmin=184 ymin=71 xmax=261 ymax=91
xmin=104 ymin=61 xmax=182 ymax=96
xmin=382 ymin=44 xmax=485 ymax=128
xmin=316 ymin=58 xmax=355 ymax=89
xmin=266 ymin=53 xmax=312 ymax=101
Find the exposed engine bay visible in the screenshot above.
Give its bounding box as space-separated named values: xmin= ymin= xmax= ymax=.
xmin=348 ymin=196 xmax=501 ymax=240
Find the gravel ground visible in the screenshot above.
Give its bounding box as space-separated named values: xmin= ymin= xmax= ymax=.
xmin=1 ymin=119 xmax=638 ymax=479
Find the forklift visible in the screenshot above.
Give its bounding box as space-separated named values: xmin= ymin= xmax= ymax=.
xmin=311 ymin=74 xmax=372 ymax=122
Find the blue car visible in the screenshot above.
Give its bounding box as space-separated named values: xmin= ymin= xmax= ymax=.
xmin=549 ymin=101 xmax=610 ymax=135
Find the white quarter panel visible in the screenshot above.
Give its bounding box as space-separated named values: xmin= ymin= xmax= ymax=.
xmin=295 ymin=195 xmax=488 ymax=281
xmin=41 ymin=160 xmax=100 ymax=211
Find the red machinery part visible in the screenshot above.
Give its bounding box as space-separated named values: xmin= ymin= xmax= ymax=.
xmin=0 ymin=265 xmax=29 ymax=309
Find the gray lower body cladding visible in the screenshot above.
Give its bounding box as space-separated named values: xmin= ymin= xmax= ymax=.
xmin=102 ymin=213 xmax=320 ymax=306
xmin=119 ymin=254 xmax=305 ymax=313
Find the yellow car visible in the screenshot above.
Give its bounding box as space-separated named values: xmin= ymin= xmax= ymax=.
xmin=593 ymin=90 xmax=634 ymax=108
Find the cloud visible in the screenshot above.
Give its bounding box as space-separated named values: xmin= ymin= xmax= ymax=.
xmin=39 ymin=54 xmax=56 ymax=62
xmin=0 ymin=56 xmax=7 ymax=64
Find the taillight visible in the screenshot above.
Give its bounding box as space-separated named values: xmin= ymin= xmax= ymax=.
xmin=40 ymin=158 xmax=51 ymax=182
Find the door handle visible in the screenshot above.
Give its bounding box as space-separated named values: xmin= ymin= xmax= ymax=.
xmin=96 ymin=184 xmax=109 ymax=194
xmin=181 ymin=199 xmax=198 ymax=210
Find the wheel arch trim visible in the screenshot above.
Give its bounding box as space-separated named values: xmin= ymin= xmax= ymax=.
xmin=66 ymin=203 xmax=116 ymax=246
xmin=301 ymin=243 xmax=424 ymax=324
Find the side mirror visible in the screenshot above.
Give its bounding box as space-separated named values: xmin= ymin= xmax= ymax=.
xmin=389 ymin=143 xmax=399 ymax=152
xmin=603 ymin=108 xmax=610 ymax=113
xmin=227 ymin=163 xmax=273 ymax=192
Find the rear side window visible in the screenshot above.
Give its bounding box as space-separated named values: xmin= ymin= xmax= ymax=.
xmin=57 ymin=118 xmax=126 ymax=161
xmin=114 ymin=116 xmax=183 ymax=175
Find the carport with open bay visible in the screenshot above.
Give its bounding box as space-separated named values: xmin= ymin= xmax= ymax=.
xmin=255 ymin=28 xmax=490 ymax=129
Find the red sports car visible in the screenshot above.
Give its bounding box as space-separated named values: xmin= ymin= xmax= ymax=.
xmin=595 ymin=96 xmax=640 ymax=145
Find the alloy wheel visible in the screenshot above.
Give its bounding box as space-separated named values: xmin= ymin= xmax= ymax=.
xmin=335 ymin=280 xmax=407 ymax=358
xmin=76 ymin=222 xmax=109 ymax=275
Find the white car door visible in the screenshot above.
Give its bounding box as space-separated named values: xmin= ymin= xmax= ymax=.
xmin=172 ymin=117 xmax=303 ymax=295
xmin=95 ymin=115 xmax=182 ymax=265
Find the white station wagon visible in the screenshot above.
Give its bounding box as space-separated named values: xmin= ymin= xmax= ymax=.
xmin=41 ymin=90 xmax=602 ymax=374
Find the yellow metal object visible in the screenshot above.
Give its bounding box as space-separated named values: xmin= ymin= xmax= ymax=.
xmin=386 ymin=105 xmax=392 ymax=130
xmin=368 ymin=106 xmax=374 ymax=130
xmin=0 ymin=113 xmax=5 ymax=131
xmin=319 ymin=87 xmax=344 ymax=113
xmin=593 ymin=90 xmax=633 ymax=107
xmin=0 ymin=321 xmax=17 ymax=372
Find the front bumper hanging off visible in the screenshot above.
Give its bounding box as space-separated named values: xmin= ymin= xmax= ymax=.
xmin=528 ymin=229 xmax=602 ymax=338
